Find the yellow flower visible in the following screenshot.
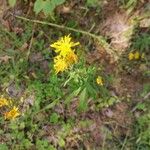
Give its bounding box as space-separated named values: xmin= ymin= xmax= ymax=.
xmin=54 ymin=56 xmax=68 ymax=74
xmin=134 ymin=51 xmax=140 ymax=60
xmin=0 ymin=98 xmax=9 ymax=107
xmin=51 ymin=35 xmax=79 ymax=74
xmin=96 ymin=76 xmax=103 ymax=86
xmin=128 ymin=52 xmax=134 ymax=60
xmin=65 ymin=51 xmax=78 ymax=65
xmin=50 ymin=34 xmax=79 ymax=57
xmin=4 ymin=106 xmax=20 ymax=120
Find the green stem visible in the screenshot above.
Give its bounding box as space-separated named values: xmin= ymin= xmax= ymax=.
xmin=12 ymin=14 xmax=118 ymax=60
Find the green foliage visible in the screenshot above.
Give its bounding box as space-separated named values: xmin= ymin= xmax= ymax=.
xmin=50 ymin=112 xmax=60 ymax=124
xmin=8 ymin=0 xmax=16 ymax=7
xmin=97 ymin=96 xmax=120 ymax=109
xmin=133 ymin=84 xmax=150 ymax=149
xmin=2 ymin=2 xmax=148 ymax=149
xmin=34 ymin=0 xmax=65 ymax=16
xmin=132 ymin=33 xmax=150 ymax=53
xmin=8 ymin=0 xmax=66 ymax=17
xmin=0 ymin=23 xmax=32 ymax=87
xmin=78 ymin=88 xmax=88 ymax=112
xmin=36 ymin=139 xmax=56 ymax=150
xmin=122 ymin=29 xmax=150 ymax=76
xmin=140 ymin=84 xmax=150 ymax=98
xmin=28 ymin=73 xmax=63 ymax=111
xmin=86 ymin=0 xmax=99 ymax=7
xmin=0 ymin=144 xmax=8 ymax=150
xmin=2 ymin=120 xmax=34 ymax=149
xmin=119 ymin=0 xmax=137 ymax=13
xmin=62 ymin=60 xmax=118 ymax=111
xmin=134 ymin=113 xmax=150 ymax=149
xmin=135 ymin=103 xmax=147 ymax=111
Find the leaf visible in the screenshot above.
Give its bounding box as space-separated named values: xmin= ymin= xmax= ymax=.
xmin=136 ymin=103 xmax=146 ymax=111
xmin=50 ymin=113 xmax=59 ymax=124
xmin=65 ymin=87 xmax=81 ymax=105
xmin=78 ymin=88 xmax=88 ymax=112
xmin=43 ymin=0 xmax=53 ymax=15
xmin=43 ymin=0 xmax=65 ymax=16
xmin=8 ymin=0 xmax=16 ymax=7
xmin=86 ymin=83 xmax=97 ymax=99
xmin=58 ymin=138 xmax=65 ymax=147
xmin=0 ymin=144 xmax=8 ymax=150
xmin=34 ymin=0 xmax=44 ymax=14
xmin=34 ymin=0 xmax=66 ymax=16
xmin=51 ymin=0 xmax=66 ymax=6
xmin=126 ymin=0 xmax=136 ymax=8
xmin=22 ymin=139 xmax=33 ymax=149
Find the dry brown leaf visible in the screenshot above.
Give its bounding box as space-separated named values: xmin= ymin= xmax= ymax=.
xmin=20 ymin=42 xmax=28 ymax=51
xmin=0 ymin=55 xmax=11 ymax=63
xmin=12 ymin=27 xmax=24 ymax=34
xmin=58 ymin=6 xmax=72 ymax=14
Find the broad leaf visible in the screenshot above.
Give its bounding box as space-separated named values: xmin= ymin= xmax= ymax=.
xmin=43 ymin=0 xmax=53 ymax=15
xmin=34 ymin=0 xmax=44 ymax=14
xmin=34 ymin=0 xmax=66 ymax=16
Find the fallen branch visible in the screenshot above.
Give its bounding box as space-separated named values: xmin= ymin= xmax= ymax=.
xmin=12 ymin=14 xmax=119 ymax=61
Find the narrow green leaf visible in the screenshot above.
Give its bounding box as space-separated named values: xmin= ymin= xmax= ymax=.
xmin=78 ymin=88 xmax=88 ymax=112
xmin=126 ymin=0 xmax=136 ymax=8
xmin=65 ymin=87 xmax=82 ymax=105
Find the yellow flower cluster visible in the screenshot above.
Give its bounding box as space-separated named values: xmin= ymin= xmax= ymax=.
xmin=4 ymin=106 xmax=20 ymax=120
xmin=0 ymin=98 xmax=9 ymax=107
xmin=0 ymin=97 xmax=20 ymax=120
xmin=50 ymin=35 xmax=79 ymax=74
xmin=96 ymin=76 xmax=103 ymax=86
xmin=128 ymin=51 xmax=145 ymax=60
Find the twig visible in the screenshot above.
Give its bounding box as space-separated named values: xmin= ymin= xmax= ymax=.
xmin=143 ymin=92 xmax=150 ymax=100
xmin=131 ymin=92 xmax=150 ymax=112
xmin=121 ymin=133 xmax=128 ymax=150
xmin=11 ymin=14 xmax=119 ymax=61
xmin=27 ymin=23 xmax=36 ymax=60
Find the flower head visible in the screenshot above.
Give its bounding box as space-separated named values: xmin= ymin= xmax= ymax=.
xmin=96 ymin=76 xmax=103 ymax=86
xmin=4 ymin=106 xmax=20 ymax=120
xmin=51 ymin=35 xmax=79 ymax=74
xmin=134 ymin=51 xmax=140 ymax=60
xmin=54 ymin=56 xmax=68 ymax=74
xmin=50 ymin=34 xmax=79 ymax=57
xmin=65 ymin=51 xmax=78 ymax=65
xmin=0 ymin=98 xmax=9 ymax=107
xmin=128 ymin=52 xmax=134 ymax=60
